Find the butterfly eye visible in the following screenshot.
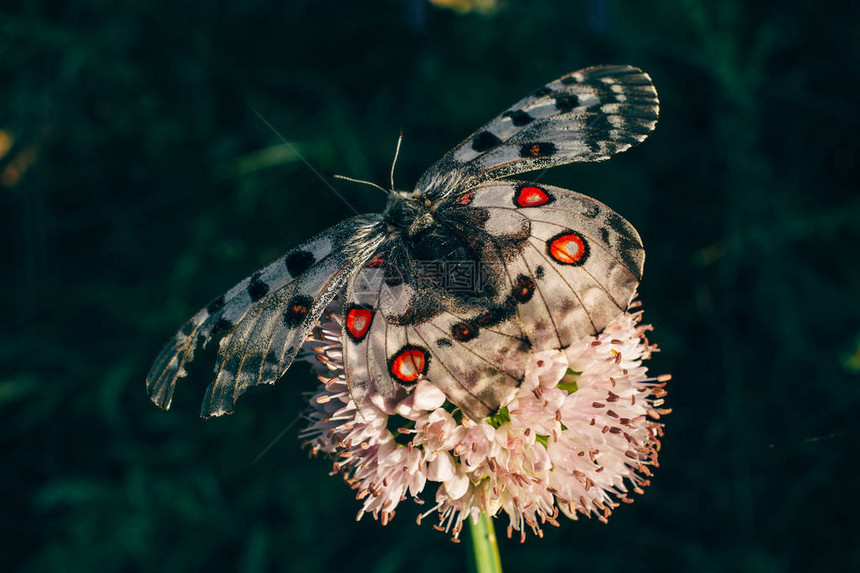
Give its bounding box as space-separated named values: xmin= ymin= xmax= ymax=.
xmin=424 ymin=198 xmax=431 ymax=208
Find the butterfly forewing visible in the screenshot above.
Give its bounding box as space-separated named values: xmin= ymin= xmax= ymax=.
xmin=416 ymin=65 xmax=658 ymax=200
xmin=147 ymin=215 xmax=385 ymax=416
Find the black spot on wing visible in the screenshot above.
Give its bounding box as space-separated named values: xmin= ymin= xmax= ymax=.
xmin=599 ymin=227 xmax=610 ymax=244
xmin=606 ymin=213 xmax=644 ymax=279
xmin=436 ymin=338 xmax=453 ymax=347
xmin=582 ymin=204 xmax=600 ymax=219
xmin=247 ymin=272 xmax=270 ymax=302
xmin=622 ymin=107 xmax=660 ymax=121
xmin=210 ymin=317 xmax=233 ymax=337
xmin=503 ymin=110 xmax=534 ymax=126
xmin=535 ymin=265 xmax=545 ymax=279
xmin=512 ymin=274 xmax=535 ymax=303
xmin=206 ymin=295 xmax=225 ymax=314
xmin=552 ymin=92 xmax=581 ymax=113
xmin=283 ymin=294 xmax=313 ymax=327
xmin=584 ymin=112 xmax=615 ymax=154
xmin=285 ymin=250 xmax=315 ymax=277
xmin=472 ymin=131 xmax=502 ymax=152
xmin=533 ymin=86 xmax=553 ymax=97
xmin=451 ymin=322 xmax=479 ymax=342
xmin=592 ymin=81 xmax=620 ymax=105
xmin=519 ymin=142 xmax=557 ymax=158
xmin=606 ymin=212 xmax=637 ymax=242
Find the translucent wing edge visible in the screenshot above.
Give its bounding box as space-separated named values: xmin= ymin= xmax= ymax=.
xmin=146 ymin=215 xmax=384 ymax=413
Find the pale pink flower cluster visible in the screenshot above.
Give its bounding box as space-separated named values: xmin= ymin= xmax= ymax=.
xmin=301 ymin=304 xmax=670 ymax=541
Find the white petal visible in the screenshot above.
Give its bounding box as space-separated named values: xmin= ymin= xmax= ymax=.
xmin=427 ymin=451 xmax=456 ymax=481
xmin=412 ymin=380 xmax=446 ymax=411
xmin=444 ymin=470 xmax=470 ymax=500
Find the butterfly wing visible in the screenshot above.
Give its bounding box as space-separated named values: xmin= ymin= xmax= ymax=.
xmin=415 ymin=65 xmax=658 ymax=200
xmin=456 ymin=180 xmax=643 ymax=349
xmin=341 ymin=226 xmax=531 ymax=420
xmin=147 ymin=214 xmax=385 ymax=417
xmin=341 ymin=179 xmax=643 ymax=421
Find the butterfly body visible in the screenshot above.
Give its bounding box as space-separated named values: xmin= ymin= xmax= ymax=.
xmin=147 ymin=65 xmax=659 ymax=422
xmin=383 ymin=190 xmax=434 ymax=238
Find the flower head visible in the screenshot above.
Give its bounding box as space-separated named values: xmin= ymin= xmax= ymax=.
xmin=301 ymin=302 xmax=670 ymax=541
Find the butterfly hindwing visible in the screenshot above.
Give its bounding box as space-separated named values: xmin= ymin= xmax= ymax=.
xmin=342 ymin=243 xmax=528 ymax=420
xmin=416 ymin=65 xmax=658 ymax=200
xmin=407 ymin=309 xmax=528 ymax=420
xmin=147 ymin=215 xmax=385 ymax=416
xmin=461 ymin=180 xmax=643 ymax=349
xmin=339 ymin=181 xmax=644 ymax=422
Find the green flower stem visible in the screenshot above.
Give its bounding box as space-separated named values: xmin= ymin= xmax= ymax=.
xmin=468 ymin=513 xmax=503 ymax=573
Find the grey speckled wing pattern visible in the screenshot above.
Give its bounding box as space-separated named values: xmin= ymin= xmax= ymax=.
xmin=416 ymin=65 xmax=658 ymax=201
xmin=147 ymin=65 xmax=658 ymax=422
xmin=147 ymin=215 xmax=385 ymax=417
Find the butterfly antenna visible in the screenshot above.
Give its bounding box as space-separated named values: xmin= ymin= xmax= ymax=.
xmin=390 ymin=129 xmax=403 ymax=191
xmin=331 ymin=174 xmax=389 ymax=195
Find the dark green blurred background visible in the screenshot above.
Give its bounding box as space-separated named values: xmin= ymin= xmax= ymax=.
xmin=3 ymin=1 xmax=859 ymax=571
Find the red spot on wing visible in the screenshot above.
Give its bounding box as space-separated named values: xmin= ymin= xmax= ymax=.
xmin=548 ymin=232 xmax=589 ymax=265
xmin=456 ymin=191 xmax=474 ymax=206
xmin=515 ymin=185 xmax=552 ymax=208
xmin=346 ymin=307 xmax=373 ymax=341
xmin=367 ymin=254 xmax=384 ymax=268
xmin=390 ymin=347 xmax=428 ymax=384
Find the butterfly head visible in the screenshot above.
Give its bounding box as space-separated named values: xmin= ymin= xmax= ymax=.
xmin=384 ymin=190 xmax=436 ymax=239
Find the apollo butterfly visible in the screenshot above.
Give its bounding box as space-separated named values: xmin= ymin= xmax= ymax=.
xmin=147 ymin=65 xmax=659 ymax=421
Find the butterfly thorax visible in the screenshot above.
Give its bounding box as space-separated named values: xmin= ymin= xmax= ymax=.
xmin=383 ymin=190 xmax=438 ymax=239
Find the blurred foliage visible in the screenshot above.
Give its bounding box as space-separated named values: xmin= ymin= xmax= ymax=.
xmin=428 ymin=0 xmax=499 ymax=15
xmin=2 ymin=1 xmax=859 ymax=572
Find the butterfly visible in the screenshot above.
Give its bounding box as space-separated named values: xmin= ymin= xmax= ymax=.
xmin=147 ymin=65 xmax=659 ymax=422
